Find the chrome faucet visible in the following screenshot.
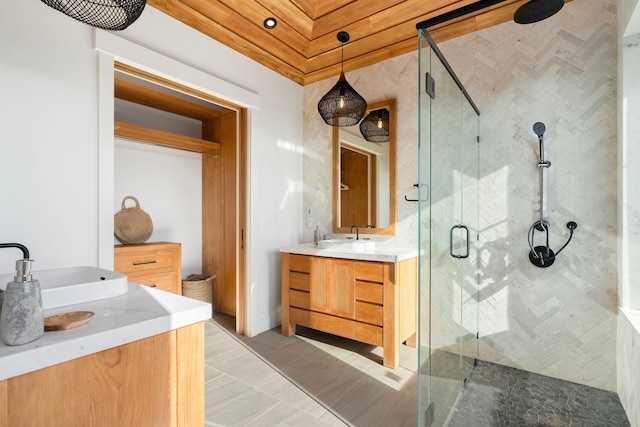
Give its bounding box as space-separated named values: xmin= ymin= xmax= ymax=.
xmin=350 ymin=225 xmax=359 ymax=240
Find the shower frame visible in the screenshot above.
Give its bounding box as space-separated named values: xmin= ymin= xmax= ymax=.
xmin=416 ymin=28 xmax=481 ymax=426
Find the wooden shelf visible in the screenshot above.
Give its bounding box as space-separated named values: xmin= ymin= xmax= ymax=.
xmin=115 ymin=78 xmax=221 ymax=121
xmin=114 ymin=121 xmax=220 ymax=154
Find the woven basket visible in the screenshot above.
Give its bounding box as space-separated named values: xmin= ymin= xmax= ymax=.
xmin=114 ymin=196 xmax=153 ymax=244
xmin=182 ymin=274 xmax=214 ymax=315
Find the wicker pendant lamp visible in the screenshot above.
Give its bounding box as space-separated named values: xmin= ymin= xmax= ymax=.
xmin=360 ymin=108 xmax=390 ymax=142
xmin=41 ymin=0 xmax=147 ymax=31
xmin=317 ymin=32 xmax=367 ymax=127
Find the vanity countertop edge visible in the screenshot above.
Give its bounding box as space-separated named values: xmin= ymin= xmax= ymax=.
xmin=280 ymin=243 xmax=419 ymax=262
xmin=0 ymin=283 xmax=211 ymax=381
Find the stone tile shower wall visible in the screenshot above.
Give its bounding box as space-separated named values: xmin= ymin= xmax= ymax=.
xmin=441 ymin=0 xmax=618 ymax=391
xmin=303 ymin=0 xmax=618 ymax=392
xmin=302 ymin=55 xmax=419 ymax=248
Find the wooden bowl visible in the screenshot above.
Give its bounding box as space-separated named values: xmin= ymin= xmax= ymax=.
xmin=44 ymin=311 xmax=95 ymax=331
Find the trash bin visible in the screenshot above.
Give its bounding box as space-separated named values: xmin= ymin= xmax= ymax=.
xmin=182 ymin=274 xmax=215 ymax=316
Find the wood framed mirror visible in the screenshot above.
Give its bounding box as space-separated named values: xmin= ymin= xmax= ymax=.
xmin=332 ymin=98 xmax=396 ymax=235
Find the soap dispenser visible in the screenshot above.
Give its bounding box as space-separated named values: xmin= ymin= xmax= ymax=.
xmin=0 ymin=259 xmax=44 ymax=346
xmin=314 ymin=225 xmax=320 ymax=245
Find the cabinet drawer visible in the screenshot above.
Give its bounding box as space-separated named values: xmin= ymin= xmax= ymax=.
xmin=127 ymin=271 xmax=179 ymax=293
xmin=289 ymin=290 xmax=310 ymax=309
xmin=289 ymin=272 xmax=310 ymax=291
xmin=355 ymin=262 xmax=384 ymax=283
xmin=355 ymin=301 xmax=383 ymax=326
xmin=355 ymin=281 xmax=383 ymax=304
xmin=114 ymin=249 xmax=178 ymax=273
xmin=289 ymin=254 xmax=310 ymax=273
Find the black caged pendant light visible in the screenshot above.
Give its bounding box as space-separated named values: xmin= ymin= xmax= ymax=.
xmin=317 ymin=31 xmax=367 ymax=127
xmin=360 ymin=108 xmax=390 ymax=142
xmin=40 ymin=0 xmax=147 ymax=31
xmin=514 ymin=0 xmax=564 ymax=24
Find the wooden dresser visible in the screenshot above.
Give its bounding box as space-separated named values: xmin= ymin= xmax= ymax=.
xmin=114 ymin=242 xmax=182 ymax=294
xmin=281 ymin=251 xmax=417 ymax=368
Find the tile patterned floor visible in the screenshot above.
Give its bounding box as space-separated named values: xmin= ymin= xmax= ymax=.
xmin=205 ymin=316 xmax=631 ymax=427
xmin=204 ymin=318 xmax=348 ymax=426
xmin=448 ymin=360 xmax=631 ymax=427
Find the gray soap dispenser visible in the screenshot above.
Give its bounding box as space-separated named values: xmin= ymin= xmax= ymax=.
xmin=0 ymin=259 xmax=44 ymax=345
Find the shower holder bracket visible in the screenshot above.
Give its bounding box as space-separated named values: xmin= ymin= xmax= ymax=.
xmin=534 ymin=220 xmax=550 ymax=232
xmin=529 ymin=246 xmax=555 ymax=268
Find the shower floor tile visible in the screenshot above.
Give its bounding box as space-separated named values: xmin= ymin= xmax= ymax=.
xmin=448 ymin=360 xmax=630 ymax=427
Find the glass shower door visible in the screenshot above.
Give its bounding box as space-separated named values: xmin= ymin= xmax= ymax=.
xmin=460 ymin=96 xmax=479 ymax=390
xmin=417 ymin=28 xmax=479 ymax=427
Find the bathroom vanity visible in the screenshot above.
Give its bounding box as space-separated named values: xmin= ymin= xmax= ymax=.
xmin=0 ymin=280 xmax=210 ymax=426
xmin=281 ymin=244 xmax=418 ymax=368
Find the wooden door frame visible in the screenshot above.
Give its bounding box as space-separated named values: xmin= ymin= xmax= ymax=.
xmin=113 ymin=62 xmax=248 ymax=334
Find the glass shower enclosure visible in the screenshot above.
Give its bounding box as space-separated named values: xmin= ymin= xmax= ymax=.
xmin=417 ymin=29 xmax=480 ymax=426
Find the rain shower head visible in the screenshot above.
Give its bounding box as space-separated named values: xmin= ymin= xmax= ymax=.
xmin=533 ymin=122 xmax=546 ymax=137
xmin=514 ymin=0 xmax=564 ymax=24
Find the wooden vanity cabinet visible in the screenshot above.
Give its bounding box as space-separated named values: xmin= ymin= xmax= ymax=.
xmin=0 ymin=322 xmax=204 ymax=427
xmin=281 ymin=253 xmax=417 ymax=368
xmin=115 ymin=242 xmax=182 ymax=294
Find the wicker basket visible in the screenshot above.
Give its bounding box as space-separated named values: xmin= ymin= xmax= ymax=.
xmin=114 ymin=196 xmax=153 ymax=244
xmin=182 ymin=274 xmax=214 ymax=315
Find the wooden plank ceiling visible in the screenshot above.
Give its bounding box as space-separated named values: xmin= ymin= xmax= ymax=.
xmin=148 ymin=0 xmax=567 ymax=85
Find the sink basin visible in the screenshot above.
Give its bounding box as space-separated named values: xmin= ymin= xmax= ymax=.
xmin=317 ymin=239 xmax=376 ymax=252
xmin=0 ymin=266 xmax=128 ymax=309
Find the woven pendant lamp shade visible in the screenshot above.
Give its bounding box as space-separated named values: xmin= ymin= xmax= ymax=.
xmin=514 ymin=0 xmax=564 ymax=24
xmin=41 ymin=0 xmax=147 ymax=31
xmin=318 ymin=72 xmax=367 ymax=126
xmin=317 ymin=32 xmax=367 ymax=127
xmin=360 ymin=108 xmax=390 ymax=142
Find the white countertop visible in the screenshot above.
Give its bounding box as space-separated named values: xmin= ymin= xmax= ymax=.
xmin=0 ymin=283 xmax=211 ymax=381
xmin=280 ymin=243 xmax=419 ymax=262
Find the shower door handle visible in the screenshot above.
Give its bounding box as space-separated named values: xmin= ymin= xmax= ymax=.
xmin=449 ymin=224 xmax=469 ymax=259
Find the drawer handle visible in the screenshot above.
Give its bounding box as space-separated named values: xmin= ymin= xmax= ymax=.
xmin=133 ymin=260 xmax=157 ymax=266
xmin=148 ymin=284 xmax=157 ymax=288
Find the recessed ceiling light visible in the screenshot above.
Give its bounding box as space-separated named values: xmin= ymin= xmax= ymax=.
xmin=263 ymin=17 xmax=277 ymax=29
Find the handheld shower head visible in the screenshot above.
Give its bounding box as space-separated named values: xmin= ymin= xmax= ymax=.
xmin=533 ymin=122 xmax=546 ymax=137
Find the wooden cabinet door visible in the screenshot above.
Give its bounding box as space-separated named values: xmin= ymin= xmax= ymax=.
xmin=330 ymin=259 xmax=355 ymax=319
xmin=309 ymin=257 xmax=355 ymax=319
xmin=310 ymin=257 xmax=330 ymax=313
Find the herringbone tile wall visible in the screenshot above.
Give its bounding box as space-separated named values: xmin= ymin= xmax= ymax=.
xmin=442 ymin=0 xmax=618 ymax=391
xmin=303 ymin=0 xmax=618 ymax=392
xmin=302 ymin=54 xmax=420 ymax=248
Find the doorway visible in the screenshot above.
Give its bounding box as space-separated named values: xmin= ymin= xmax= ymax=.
xmin=339 ymin=144 xmax=377 ymax=228
xmin=113 ymin=62 xmax=248 ymax=334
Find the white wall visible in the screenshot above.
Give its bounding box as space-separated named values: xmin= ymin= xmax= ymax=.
xmin=621 ymin=2 xmax=640 ymax=312
xmin=114 ymin=139 xmax=202 ymax=276
xmin=0 ymin=0 xmax=99 ymax=272
xmin=1 ymin=1 xmax=303 ymax=337
xmin=618 ymin=0 xmax=640 ymax=423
